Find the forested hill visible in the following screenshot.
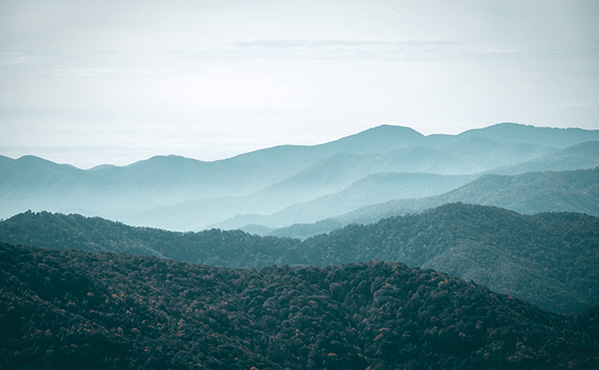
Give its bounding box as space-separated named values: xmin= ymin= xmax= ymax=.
xmin=302 ymin=204 xmax=599 ymax=313
xmin=0 ymin=210 xmax=300 ymax=266
xmin=1 ymin=203 xmax=598 ymax=313
xmin=1 ymin=243 xmax=597 ymax=369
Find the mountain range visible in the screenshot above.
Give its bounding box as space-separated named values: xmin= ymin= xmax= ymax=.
xmin=260 ymin=167 xmax=599 ymax=238
xmin=2 ymin=203 xmax=597 ymax=313
xmin=2 ymin=121 xmax=599 ymax=368
xmin=2 ymin=122 xmax=599 ymax=232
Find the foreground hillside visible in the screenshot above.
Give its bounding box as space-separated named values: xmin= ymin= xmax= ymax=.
xmin=1 ymin=243 xmax=597 ymax=369
xmin=1 ymin=203 xmax=598 ymax=313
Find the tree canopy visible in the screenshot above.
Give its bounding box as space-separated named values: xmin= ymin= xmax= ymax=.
xmin=1 ymin=243 xmax=597 ymax=369
xmin=1 ymin=203 xmax=597 ymax=312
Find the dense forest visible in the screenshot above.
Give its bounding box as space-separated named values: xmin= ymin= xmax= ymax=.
xmin=1 ymin=242 xmax=597 ymax=369
xmin=302 ymin=203 xmax=599 ymax=313
xmin=2 ymin=203 xmax=597 ymax=313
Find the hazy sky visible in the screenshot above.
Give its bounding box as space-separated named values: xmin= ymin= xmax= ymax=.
xmin=1 ymin=0 xmax=598 ymax=168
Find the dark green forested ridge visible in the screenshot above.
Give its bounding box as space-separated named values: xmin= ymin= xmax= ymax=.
xmin=0 ymin=209 xmax=300 ymax=266
xmin=1 ymin=203 xmax=598 ymax=313
xmin=1 ymin=243 xmax=597 ymax=369
xmin=301 ymin=203 xmax=599 ymax=313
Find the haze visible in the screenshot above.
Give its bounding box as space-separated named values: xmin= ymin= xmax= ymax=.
xmin=1 ymin=0 xmax=598 ymax=169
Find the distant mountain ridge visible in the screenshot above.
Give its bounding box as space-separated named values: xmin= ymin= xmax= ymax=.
xmin=1 ymin=203 xmax=597 ymax=313
xmin=1 ymin=122 xmax=598 ymax=231
xmin=490 ymin=141 xmax=599 ymax=175
xmin=231 ymin=167 xmax=599 ymax=235
xmin=456 ymin=122 xmax=598 ymax=148
xmin=212 ymin=172 xmax=477 ymax=230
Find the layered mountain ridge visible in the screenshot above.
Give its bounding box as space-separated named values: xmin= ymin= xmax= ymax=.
xmin=2 ymin=122 xmax=599 ymax=368
xmin=2 ymin=122 xmax=599 ymax=232
xmin=2 ymin=203 xmax=597 ymax=313
xmin=257 ymin=167 xmax=599 ymax=238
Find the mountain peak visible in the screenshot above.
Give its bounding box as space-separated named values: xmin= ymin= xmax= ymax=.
xmin=459 ymin=122 xmax=599 ymax=148
xmin=13 ymin=155 xmax=80 ymax=171
xmin=318 ymin=124 xmax=426 ymax=155
xmin=358 ymin=124 xmax=424 ymax=137
xmin=125 ymin=154 xmax=206 ymax=169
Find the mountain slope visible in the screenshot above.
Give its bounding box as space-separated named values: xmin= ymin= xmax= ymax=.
xmin=0 ymin=210 xmax=300 ymax=267
xmin=302 ymin=203 xmax=599 ymax=313
xmin=0 ymin=124 xmax=599 ymax=223
xmin=2 ymin=123 xmax=596 ymax=231
xmin=1 ymin=203 xmax=597 ymax=313
xmin=216 ymin=141 xmax=597 ymax=232
xmin=456 ymin=122 xmax=599 ymax=148
xmin=1 ymin=243 xmax=597 ymax=369
xmin=127 ymin=145 xmax=485 ymax=230
xmin=155 ymin=138 xmax=569 ymax=231
xmin=214 ymin=172 xmax=476 ymax=230
xmin=275 ymin=168 xmax=599 ymax=238
xmin=491 ymin=141 xmax=599 ymax=175
xmin=0 ymin=155 xmax=103 ymax=218
xmin=310 ymin=124 xmax=427 ymax=154
xmin=440 ymin=136 xmax=558 ymax=170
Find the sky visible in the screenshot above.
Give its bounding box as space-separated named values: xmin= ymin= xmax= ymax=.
xmin=1 ymin=0 xmax=598 ymax=169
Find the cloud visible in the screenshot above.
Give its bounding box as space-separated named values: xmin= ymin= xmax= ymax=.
xmin=228 ymin=39 xmax=465 ymax=61
xmin=222 ymin=39 xmax=599 ymax=63
xmin=0 ymin=53 xmax=34 ymax=66
xmin=53 ymin=68 xmax=116 ymax=78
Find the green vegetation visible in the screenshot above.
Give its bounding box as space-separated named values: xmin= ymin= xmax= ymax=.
xmin=302 ymin=203 xmax=599 ymax=313
xmin=2 ymin=124 xmax=599 ymax=368
xmin=1 ymin=243 xmax=597 ymax=369
xmin=2 ymin=203 xmax=597 ymax=313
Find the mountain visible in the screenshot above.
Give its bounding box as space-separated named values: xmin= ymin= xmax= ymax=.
xmin=143 ymin=138 xmax=587 ymax=231
xmin=138 ymin=138 xmax=595 ymax=231
xmin=0 ymin=155 xmax=100 ymax=218
xmin=491 ymin=141 xmax=599 ymax=175
xmin=440 ymin=136 xmax=557 ymax=170
xmin=312 ymin=124 xmax=427 ymax=153
xmin=0 ymin=210 xmax=299 ymax=267
xmin=269 ymin=168 xmax=599 ymax=238
xmin=2 ymin=203 xmax=597 ymax=313
xmin=440 ymin=167 xmax=599 ymax=214
xmin=1 ymin=123 xmax=597 ymax=231
xmin=455 ymin=122 xmax=599 ymax=148
xmin=136 ymin=146 xmax=484 ymax=231
xmin=2 ymin=242 xmax=597 ymax=369
xmin=301 ymin=203 xmax=599 ymax=313
xmin=213 ymin=172 xmax=476 ymax=230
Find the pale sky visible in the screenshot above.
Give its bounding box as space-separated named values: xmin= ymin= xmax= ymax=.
xmin=1 ymin=0 xmax=598 ymax=168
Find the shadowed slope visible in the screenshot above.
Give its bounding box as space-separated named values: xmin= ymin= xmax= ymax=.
xmin=1 ymin=203 xmax=597 ymax=313
xmin=1 ymin=243 xmax=597 ymax=369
